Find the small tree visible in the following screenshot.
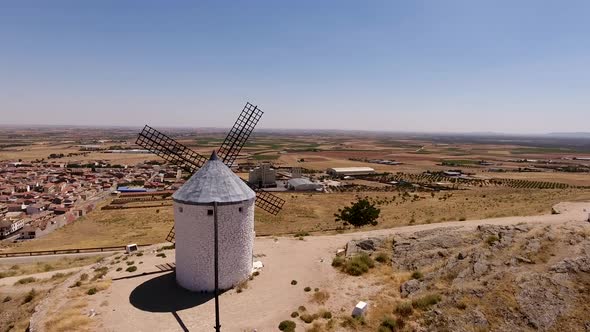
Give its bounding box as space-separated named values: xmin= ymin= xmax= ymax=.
xmin=334 ymin=198 xmax=380 ymax=227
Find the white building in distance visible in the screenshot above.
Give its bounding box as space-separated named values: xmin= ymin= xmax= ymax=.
xmin=172 ymin=152 xmax=256 ymax=292
xmin=248 ymin=163 xmax=276 ymax=188
xmin=327 ymin=167 xmax=375 ymax=177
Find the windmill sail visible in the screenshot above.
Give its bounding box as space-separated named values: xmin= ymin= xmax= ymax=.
xmin=217 ymin=102 xmax=263 ymax=167
xmin=136 ymin=125 xmax=208 ymax=172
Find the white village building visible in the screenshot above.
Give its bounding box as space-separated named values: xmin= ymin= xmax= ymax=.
xmin=172 ymin=152 xmax=256 ymax=292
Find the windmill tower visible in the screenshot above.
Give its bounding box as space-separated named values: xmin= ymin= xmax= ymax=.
xmin=172 ymin=151 xmax=255 ymax=291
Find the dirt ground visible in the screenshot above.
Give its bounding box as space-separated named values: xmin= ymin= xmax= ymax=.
xmin=46 ymin=201 xmax=588 ymax=332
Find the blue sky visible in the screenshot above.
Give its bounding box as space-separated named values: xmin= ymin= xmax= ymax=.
xmin=1 ymin=1 xmax=589 ymax=133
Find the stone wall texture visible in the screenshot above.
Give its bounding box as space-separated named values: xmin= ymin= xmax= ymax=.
xmin=174 ymin=199 xmax=255 ymax=291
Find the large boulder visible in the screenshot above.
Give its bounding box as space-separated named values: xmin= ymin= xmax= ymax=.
xmin=345 ymin=237 xmax=384 ymax=257
xmin=400 ymin=279 xmax=422 ymax=298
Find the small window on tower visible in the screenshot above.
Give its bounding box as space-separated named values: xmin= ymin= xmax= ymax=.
xmin=178 ymin=207 xmax=183 ymax=213
xmin=207 ymin=209 xmax=213 ymax=216
xmin=239 ymin=207 xmax=243 ymax=213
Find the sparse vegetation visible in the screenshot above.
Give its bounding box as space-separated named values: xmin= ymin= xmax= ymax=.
xmin=126 ymin=266 xmax=137 ymax=273
xmin=378 ymin=316 xmax=398 ymax=332
xmin=304 ymin=286 xmax=311 ymax=292
xmin=278 ymin=320 xmax=296 ymax=332
xmin=156 ymin=253 xmax=166 ymax=258
xmin=410 ymin=270 xmax=423 ymax=280
xmin=23 ymin=288 xmax=36 ymax=304
xmin=15 ymin=277 xmax=36 ymax=285
xmin=395 ymin=301 xmax=413 ymax=316
xmin=331 ymin=256 xmax=345 ymax=267
xmin=486 ymin=235 xmax=500 ymax=246
xmin=334 ymin=197 xmax=380 ymax=227
xmin=300 ymin=313 xmax=318 ymax=323
xmin=87 ymin=287 xmax=97 ymax=295
xmin=375 ymin=252 xmax=389 ymax=263
xmin=341 ymin=253 xmax=375 ymax=276
xmin=291 ymin=311 xmax=299 ymax=318
xmin=412 ymin=293 xmax=442 ymax=310
xmin=312 ymin=290 xmax=330 ymax=304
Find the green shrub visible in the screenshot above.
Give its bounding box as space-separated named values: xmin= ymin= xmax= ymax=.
xmin=410 ymin=270 xmax=423 ymax=280
xmin=395 ymin=301 xmax=413 ymax=316
xmin=253 ymin=271 xmax=260 ymax=277
xmin=291 ymin=280 xmax=298 ymax=285
xmin=456 ymin=301 xmax=467 ymax=310
xmin=116 ymin=267 xmax=122 ymax=271
xmin=294 ymin=231 xmax=309 ymax=237
xmin=459 ymin=217 xmax=467 ymax=221
xmin=51 ymin=273 xmax=65 ymax=280
xmin=126 ymin=266 xmax=137 ymax=273
xmin=87 ymin=288 xmax=97 ymax=295
xmin=331 ymin=256 xmax=345 ymax=267
xmin=412 ymin=293 xmax=442 ymax=310
xmin=486 ymin=235 xmax=500 ymax=246
xmin=278 ymin=320 xmax=296 ymax=332
xmin=159 ymin=244 xmax=175 ymax=251
xmin=320 ymin=310 xmax=332 ymax=319
xmin=357 ymin=253 xmax=374 ymax=268
xmin=15 ymin=277 xmax=36 ymax=285
xmin=340 ymin=315 xmax=366 ymax=328
xmin=304 ymin=286 xmax=311 ymax=292
xmin=80 ymin=273 xmax=89 ymax=281
xmin=300 ymin=313 xmax=318 ymax=323
xmin=126 ymin=261 xmax=135 ymax=266
xmin=23 ymin=289 xmax=36 ymax=304
xmin=379 ymin=316 xmax=398 ymax=332
xmin=375 ymin=252 xmax=389 ymax=263
xmin=3 ymin=296 xmax=11 ymax=302
xmin=290 ymin=311 xmax=299 ymax=318
xmin=343 ymin=254 xmax=374 ymax=276
xmin=298 ymin=305 xmax=306 ymax=312
xmin=136 ymin=252 xmax=144 ymax=257
xmin=156 ymin=253 xmax=166 ymax=258
xmin=93 ymin=267 xmax=108 ymax=280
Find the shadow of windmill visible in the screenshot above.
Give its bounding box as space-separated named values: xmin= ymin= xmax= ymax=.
xmin=129 ymin=272 xmax=227 ymax=331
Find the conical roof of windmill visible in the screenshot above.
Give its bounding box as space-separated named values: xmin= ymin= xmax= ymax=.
xmin=172 ymin=151 xmax=255 ymax=205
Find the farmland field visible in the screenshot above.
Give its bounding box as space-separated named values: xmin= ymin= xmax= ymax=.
xmin=1 ymin=127 xmax=590 ymax=251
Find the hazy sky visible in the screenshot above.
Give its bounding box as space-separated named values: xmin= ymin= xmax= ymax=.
xmin=1 ymin=1 xmax=589 ymax=133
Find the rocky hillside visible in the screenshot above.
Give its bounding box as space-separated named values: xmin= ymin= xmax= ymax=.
xmin=384 ymin=222 xmax=590 ymax=331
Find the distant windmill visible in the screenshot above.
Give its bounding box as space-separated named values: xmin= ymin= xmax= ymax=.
xmin=135 ymin=102 xmax=285 ymax=242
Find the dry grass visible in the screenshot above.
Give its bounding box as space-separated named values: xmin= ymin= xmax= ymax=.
xmin=0 ymin=256 xmax=104 ymax=278
xmin=311 ymin=290 xmax=330 ymax=304
xmin=0 ymin=288 xmax=49 ymax=332
xmin=45 ymin=300 xmax=93 ymax=332
xmin=4 ymin=206 xmax=173 ymax=252
xmin=4 ymin=187 xmax=588 ymax=252
xmin=256 ymin=188 xmax=590 ymax=235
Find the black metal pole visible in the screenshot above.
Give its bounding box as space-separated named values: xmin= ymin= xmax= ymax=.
xmin=213 ymin=202 xmax=221 ymax=332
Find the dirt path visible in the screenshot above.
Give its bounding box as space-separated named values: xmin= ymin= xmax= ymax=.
xmin=87 ymin=202 xmax=590 ymax=331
